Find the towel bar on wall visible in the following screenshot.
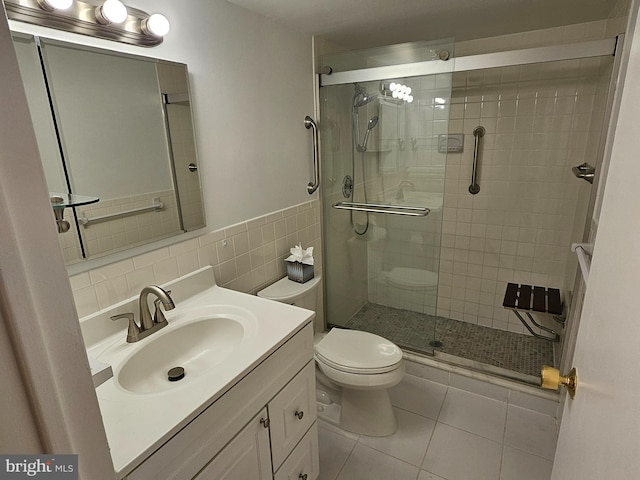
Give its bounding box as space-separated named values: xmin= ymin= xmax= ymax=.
xmin=79 ymin=198 xmax=164 ymax=226
xmin=571 ymin=243 xmax=593 ymax=284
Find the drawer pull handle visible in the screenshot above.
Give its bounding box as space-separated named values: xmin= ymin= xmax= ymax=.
xmin=294 ymin=410 xmax=304 ymax=420
xmin=260 ymin=417 xmax=270 ymax=428
xmin=299 ymin=474 xmax=308 ymax=480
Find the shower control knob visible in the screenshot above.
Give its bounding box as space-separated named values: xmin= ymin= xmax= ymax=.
xmin=187 ymin=163 xmax=198 ymax=172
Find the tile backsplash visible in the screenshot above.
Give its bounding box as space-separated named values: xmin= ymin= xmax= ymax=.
xmin=70 ymin=199 xmax=322 ymax=323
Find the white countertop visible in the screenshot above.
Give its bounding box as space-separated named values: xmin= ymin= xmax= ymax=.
xmin=83 ymin=267 xmax=314 ymax=478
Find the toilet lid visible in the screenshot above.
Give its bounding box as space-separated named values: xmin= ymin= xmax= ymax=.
xmin=388 ymin=268 xmax=438 ymax=290
xmin=257 ymin=275 xmax=321 ymax=302
xmin=315 ymin=328 xmax=402 ymax=374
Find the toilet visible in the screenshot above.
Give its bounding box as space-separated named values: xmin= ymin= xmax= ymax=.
xmin=257 ymin=275 xmax=405 ymax=436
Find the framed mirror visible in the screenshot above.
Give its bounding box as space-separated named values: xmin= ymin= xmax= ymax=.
xmin=13 ymin=34 xmax=205 ymax=265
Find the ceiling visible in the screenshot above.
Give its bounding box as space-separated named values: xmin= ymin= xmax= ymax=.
xmin=225 ymin=0 xmax=620 ymax=50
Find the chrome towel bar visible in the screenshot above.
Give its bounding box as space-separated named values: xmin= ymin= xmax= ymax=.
xmin=79 ymin=199 xmax=164 ymax=226
xmin=332 ymin=201 xmax=429 ymax=217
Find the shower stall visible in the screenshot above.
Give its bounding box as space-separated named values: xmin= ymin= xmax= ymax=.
xmin=318 ymin=35 xmax=619 ymax=385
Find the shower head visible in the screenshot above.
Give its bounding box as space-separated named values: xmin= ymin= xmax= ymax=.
xmin=354 ymin=92 xmax=378 ymax=108
xmin=353 ymin=85 xmax=379 ymax=109
xmin=357 ymin=115 xmax=379 ymax=152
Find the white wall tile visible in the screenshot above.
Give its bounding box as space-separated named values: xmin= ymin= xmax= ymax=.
xmin=71 ymin=200 xmax=322 ymax=325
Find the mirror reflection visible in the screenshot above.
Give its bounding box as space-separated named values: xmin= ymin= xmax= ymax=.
xmin=13 ymin=34 xmax=205 ymax=265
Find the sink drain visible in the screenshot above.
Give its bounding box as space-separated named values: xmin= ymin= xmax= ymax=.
xmin=168 ymin=366 xmax=186 ymax=382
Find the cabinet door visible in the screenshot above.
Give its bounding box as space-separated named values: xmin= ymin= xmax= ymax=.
xmin=269 ymin=361 xmax=316 ymax=470
xmin=194 ymin=409 xmax=272 ymax=480
xmin=274 ymin=423 xmax=319 ymax=480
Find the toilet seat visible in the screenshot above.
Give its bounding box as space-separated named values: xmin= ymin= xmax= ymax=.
xmin=315 ymin=328 xmax=403 ymax=374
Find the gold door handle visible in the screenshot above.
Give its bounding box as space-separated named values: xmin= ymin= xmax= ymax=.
xmin=541 ymin=365 xmax=577 ymax=399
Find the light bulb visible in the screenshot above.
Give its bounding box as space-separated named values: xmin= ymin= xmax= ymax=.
xmin=141 ymin=13 xmax=170 ymax=37
xmin=37 ymin=0 xmax=73 ymax=11
xmin=392 ymin=91 xmax=399 ymax=99
xmin=407 ymin=95 xmax=414 ymax=103
xmin=96 ymin=0 xmax=128 ymax=25
xmin=406 ymin=86 xmax=412 ymax=95
xmin=389 ymin=82 xmax=397 ymax=91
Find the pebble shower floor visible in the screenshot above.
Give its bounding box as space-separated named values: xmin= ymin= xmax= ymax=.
xmin=344 ymin=303 xmax=555 ymax=378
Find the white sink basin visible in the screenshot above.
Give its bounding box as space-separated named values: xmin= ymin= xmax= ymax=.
xmin=83 ymin=267 xmax=315 ymax=477
xmin=101 ymin=305 xmax=258 ymax=394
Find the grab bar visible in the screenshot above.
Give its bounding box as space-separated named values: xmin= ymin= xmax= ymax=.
xmin=469 ymin=126 xmax=485 ymax=195
xmin=333 ymin=201 xmax=430 ymax=217
xmin=79 ymin=198 xmax=163 ymax=226
xmin=304 ymin=116 xmax=320 ymax=194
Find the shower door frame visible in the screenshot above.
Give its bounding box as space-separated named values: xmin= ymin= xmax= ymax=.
xmin=320 ymin=38 xmax=617 ymax=87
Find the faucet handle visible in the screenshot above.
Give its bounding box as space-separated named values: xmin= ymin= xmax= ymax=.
xmin=111 ymin=313 xmax=140 ymax=343
xmin=153 ymin=292 xmax=171 ymax=325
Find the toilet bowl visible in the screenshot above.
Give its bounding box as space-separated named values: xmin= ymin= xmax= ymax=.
xmin=257 ymin=275 xmax=405 ymax=436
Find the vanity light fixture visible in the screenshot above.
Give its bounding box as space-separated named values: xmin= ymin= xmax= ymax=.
xmin=95 ymin=0 xmax=128 ymax=25
xmin=5 ymin=0 xmax=169 ymax=47
xmin=381 ymin=82 xmax=414 ymax=104
xmin=36 ymin=0 xmax=73 ymax=11
xmin=140 ymin=13 xmax=170 ymax=38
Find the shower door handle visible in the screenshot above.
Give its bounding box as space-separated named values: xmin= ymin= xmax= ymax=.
xmin=305 ymin=116 xmax=320 ymax=194
xmin=469 ymin=126 xmax=485 ymax=195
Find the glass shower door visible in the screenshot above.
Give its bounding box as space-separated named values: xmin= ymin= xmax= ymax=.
xmin=320 ymin=71 xmax=452 ymax=354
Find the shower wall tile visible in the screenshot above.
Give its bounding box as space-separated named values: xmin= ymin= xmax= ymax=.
xmin=436 ymin=23 xmax=615 ymax=334
xmin=78 ymin=189 xmax=181 ymax=259
xmin=70 ymin=199 xmax=323 ymax=328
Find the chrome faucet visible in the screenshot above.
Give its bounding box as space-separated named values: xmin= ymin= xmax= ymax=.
xmin=111 ymin=285 xmax=175 ymax=343
xmin=395 ymin=180 xmax=415 ymax=201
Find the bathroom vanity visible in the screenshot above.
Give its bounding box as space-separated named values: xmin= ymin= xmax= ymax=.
xmin=82 ymin=267 xmax=319 ymax=480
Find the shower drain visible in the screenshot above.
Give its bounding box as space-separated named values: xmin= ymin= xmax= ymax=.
xmin=429 ymin=340 xmax=443 ymax=348
xmin=168 ymin=366 xmax=186 ymax=382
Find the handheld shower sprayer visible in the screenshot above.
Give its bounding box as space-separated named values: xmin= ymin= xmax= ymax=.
xmin=357 ymin=115 xmax=379 ymax=152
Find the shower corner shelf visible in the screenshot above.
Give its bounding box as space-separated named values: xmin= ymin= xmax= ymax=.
xmin=50 ymin=192 xmax=99 ymax=234
xmin=502 ymin=283 xmax=563 ymax=342
xmin=50 ymin=192 xmax=100 ymax=209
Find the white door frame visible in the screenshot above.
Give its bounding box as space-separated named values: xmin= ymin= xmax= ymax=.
xmin=0 ymin=4 xmax=113 ymax=477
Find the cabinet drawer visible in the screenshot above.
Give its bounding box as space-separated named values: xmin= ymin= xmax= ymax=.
xmin=274 ymin=422 xmax=319 ymax=480
xmin=269 ymin=361 xmax=316 ymax=470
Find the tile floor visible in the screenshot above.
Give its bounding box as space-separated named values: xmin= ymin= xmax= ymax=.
xmin=317 ymin=375 xmax=557 ymax=480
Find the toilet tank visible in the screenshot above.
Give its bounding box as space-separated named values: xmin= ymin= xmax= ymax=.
xmin=257 ymin=275 xmax=321 ymax=311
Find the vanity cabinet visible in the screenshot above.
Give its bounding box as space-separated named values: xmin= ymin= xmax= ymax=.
xmin=194 ymin=409 xmax=272 ymax=479
xmin=125 ymin=323 xmax=318 ymax=480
